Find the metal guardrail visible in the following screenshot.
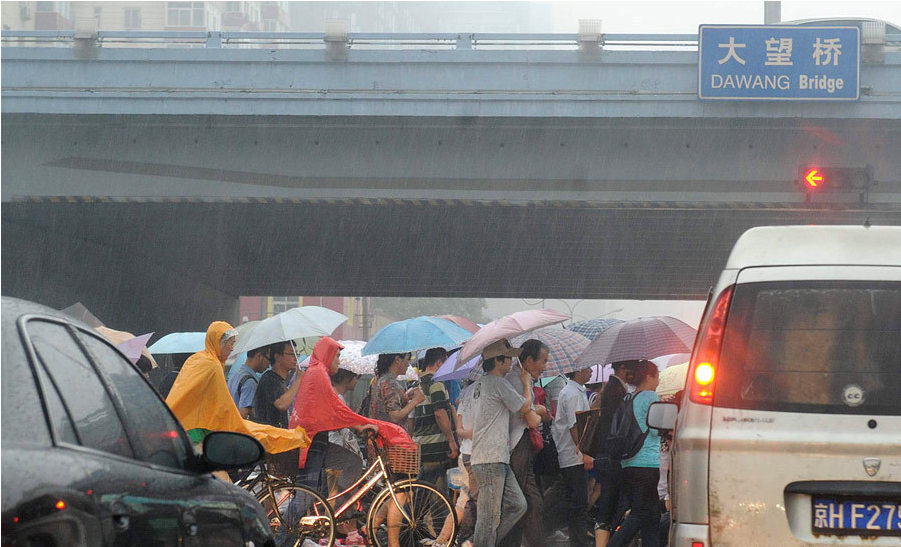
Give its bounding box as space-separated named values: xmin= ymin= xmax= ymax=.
xmin=0 ymin=30 xmax=701 ymax=50
xmin=2 ymin=29 xmax=898 ymax=50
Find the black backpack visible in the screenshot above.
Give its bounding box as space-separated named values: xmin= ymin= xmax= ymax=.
xmin=605 ymin=392 xmax=650 ymax=461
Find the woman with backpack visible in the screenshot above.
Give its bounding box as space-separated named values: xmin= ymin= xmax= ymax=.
xmin=607 ymin=360 xmax=662 ymax=547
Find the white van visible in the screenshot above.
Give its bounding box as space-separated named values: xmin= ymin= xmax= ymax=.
xmin=649 ymin=225 xmax=901 ymax=546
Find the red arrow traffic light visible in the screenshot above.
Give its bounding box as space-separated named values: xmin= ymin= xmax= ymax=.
xmin=803 ymin=168 xmax=824 ymax=189
xmin=797 ymin=165 xmax=874 ymax=193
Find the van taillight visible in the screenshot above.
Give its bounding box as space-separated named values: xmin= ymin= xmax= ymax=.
xmin=689 ymin=285 xmax=734 ymax=405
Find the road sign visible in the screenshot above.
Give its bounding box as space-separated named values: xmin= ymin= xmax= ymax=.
xmin=699 ymin=25 xmax=860 ymax=101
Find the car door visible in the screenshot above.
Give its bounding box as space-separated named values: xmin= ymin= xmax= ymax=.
xmin=74 ymin=327 xmax=248 ymax=547
xmin=24 ymin=318 xmax=185 ymax=546
xmin=705 ymin=269 xmax=901 ymax=546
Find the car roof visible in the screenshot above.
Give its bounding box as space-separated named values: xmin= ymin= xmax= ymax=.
xmin=1 ymin=296 xmax=96 ymax=333
xmin=725 ymin=225 xmax=901 ymax=270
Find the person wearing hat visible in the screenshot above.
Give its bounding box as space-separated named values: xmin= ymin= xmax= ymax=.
xmin=470 ymin=339 xmax=539 ymax=547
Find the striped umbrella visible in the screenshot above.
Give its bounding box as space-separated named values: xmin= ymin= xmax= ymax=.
xmin=575 ymin=316 xmax=697 ymax=369
xmin=567 ymin=318 xmax=623 ymax=340
xmin=512 ymin=327 xmax=591 ymax=377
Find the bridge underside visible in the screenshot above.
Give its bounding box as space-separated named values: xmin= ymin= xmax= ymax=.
xmin=4 ymin=199 xmax=899 ymax=334
xmin=3 ymin=113 xmax=900 ymax=331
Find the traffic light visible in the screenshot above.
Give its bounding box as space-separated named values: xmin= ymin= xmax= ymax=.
xmin=798 ymin=165 xmax=874 ymax=193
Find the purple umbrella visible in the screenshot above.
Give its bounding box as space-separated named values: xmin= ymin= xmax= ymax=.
xmin=575 ymin=316 xmax=697 ymax=368
xmin=433 ymin=351 xmax=481 ymax=381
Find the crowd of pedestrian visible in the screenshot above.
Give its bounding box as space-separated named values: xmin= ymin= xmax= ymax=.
xmin=163 ymin=321 xmax=675 ymax=547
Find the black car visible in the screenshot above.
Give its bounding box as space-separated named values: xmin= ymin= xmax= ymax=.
xmin=1 ymin=297 xmax=274 ymax=546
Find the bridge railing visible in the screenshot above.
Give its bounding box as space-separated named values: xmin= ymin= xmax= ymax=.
xmin=4 ymin=29 xmax=899 ymax=52
xmin=0 ymin=30 xmax=703 ymax=50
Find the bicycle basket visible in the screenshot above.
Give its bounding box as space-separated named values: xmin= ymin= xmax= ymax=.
xmin=387 ymin=443 xmax=421 ymax=475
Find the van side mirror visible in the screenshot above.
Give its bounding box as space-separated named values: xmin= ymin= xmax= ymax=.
xmin=200 ymin=432 xmax=264 ymax=471
xmin=647 ymin=401 xmax=678 ymax=431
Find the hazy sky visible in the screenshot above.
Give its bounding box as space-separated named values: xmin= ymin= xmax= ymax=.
xmin=548 ymin=1 xmax=901 ymax=33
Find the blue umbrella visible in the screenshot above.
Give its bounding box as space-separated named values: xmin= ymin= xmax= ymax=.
xmin=148 ymin=332 xmax=206 ymax=354
xmin=567 ymin=318 xmax=623 ymax=340
xmin=362 ymin=316 xmax=473 ymax=356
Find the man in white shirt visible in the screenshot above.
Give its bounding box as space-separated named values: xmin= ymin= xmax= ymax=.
xmin=471 ymin=339 xmax=540 ymax=547
xmin=544 ymin=366 xmax=594 ymax=547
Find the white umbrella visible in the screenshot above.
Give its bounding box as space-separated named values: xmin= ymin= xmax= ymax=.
xmin=337 ymin=340 xmax=379 ymax=376
xmin=651 ymin=353 xmax=691 ymax=371
xmin=232 ymin=306 xmax=348 ymax=354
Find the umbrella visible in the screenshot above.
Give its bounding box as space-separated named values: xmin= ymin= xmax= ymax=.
xmin=148 ymin=332 xmax=206 ymax=354
xmin=95 ymin=326 xmax=159 ymax=368
xmin=575 ymin=316 xmax=697 ymax=369
xmin=588 ymin=354 xmax=686 ymax=385
xmin=400 ymin=365 xmax=419 ymax=382
xmin=651 ymin=353 xmax=691 ymax=370
xmin=117 ymin=332 xmax=154 ymax=365
xmin=234 ymin=320 xmax=259 ymax=338
xmin=336 ymin=340 xmax=379 ymax=375
xmin=657 ymin=362 xmax=690 ymax=397
xmin=511 ymin=327 xmax=591 ymax=377
xmin=361 ymin=316 xmax=473 ymax=356
xmin=433 ymin=351 xmax=482 ymax=381
xmin=456 ymin=309 xmax=569 ymax=364
xmin=233 ymin=306 xmax=348 ymax=354
xmin=60 ymin=302 xmax=104 ymax=328
xmin=435 ymin=315 xmax=481 ymax=334
xmin=567 ymin=318 xmax=623 ymax=340
xmin=588 ymin=364 xmax=614 ymax=384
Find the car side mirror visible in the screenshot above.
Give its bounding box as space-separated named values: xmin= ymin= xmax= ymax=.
xmin=647 ymin=401 xmax=678 ymax=431
xmin=200 ymin=432 xmax=264 ymax=471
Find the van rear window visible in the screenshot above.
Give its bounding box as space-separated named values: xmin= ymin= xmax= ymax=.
xmin=715 ymin=281 xmax=901 ymax=415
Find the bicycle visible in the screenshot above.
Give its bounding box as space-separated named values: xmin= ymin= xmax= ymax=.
xmin=245 ymin=431 xmax=458 ymax=547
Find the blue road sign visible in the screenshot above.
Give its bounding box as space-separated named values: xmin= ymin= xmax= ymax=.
xmin=699 ymin=25 xmax=859 ymax=101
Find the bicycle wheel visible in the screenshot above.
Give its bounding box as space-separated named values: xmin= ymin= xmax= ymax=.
xmin=257 ymin=482 xmax=336 ymax=547
xmin=367 ymin=480 xmax=457 ymax=547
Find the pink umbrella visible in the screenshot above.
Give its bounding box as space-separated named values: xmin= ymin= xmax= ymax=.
xmin=118 ymin=333 xmax=155 ymax=365
xmin=96 ymin=327 xmax=159 ymax=368
xmin=456 ymin=309 xmax=569 ymax=365
xmin=435 ymin=315 xmax=481 ymax=334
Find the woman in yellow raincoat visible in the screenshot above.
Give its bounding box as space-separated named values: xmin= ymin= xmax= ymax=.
xmin=166 ymin=321 xmax=310 ymax=454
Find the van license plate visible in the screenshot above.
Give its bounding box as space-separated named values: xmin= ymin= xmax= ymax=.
xmin=812 ymin=498 xmax=901 ymax=535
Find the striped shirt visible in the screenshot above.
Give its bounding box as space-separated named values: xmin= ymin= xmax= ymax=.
xmin=412 ymin=374 xmax=452 ymax=463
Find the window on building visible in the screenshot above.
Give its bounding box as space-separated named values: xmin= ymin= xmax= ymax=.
xmin=167 ymin=1 xmax=205 ymax=27
xmin=271 ymin=297 xmax=298 ymax=315
xmin=36 ymin=1 xmax=70 ymax=19
xmin=124 ymin=7 xmax=141 ymax=29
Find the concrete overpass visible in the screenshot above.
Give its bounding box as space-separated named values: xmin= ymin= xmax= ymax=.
xmin=3 ymin=31 xmax=901 ymax=333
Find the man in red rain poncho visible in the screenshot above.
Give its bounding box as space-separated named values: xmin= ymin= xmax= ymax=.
xmin=290 ymin=337 xmax=411 ymax=488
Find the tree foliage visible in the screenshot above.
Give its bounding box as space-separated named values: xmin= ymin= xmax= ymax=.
xmin=370 ymin=297 xmax=489 ymax=323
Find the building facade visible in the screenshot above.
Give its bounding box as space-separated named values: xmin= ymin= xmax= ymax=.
xmin=1 ymin=1 xmax=290 ymax=32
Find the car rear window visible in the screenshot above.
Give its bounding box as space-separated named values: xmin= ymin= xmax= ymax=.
xmin=715 ymin=281 xmax=901 ymax=415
